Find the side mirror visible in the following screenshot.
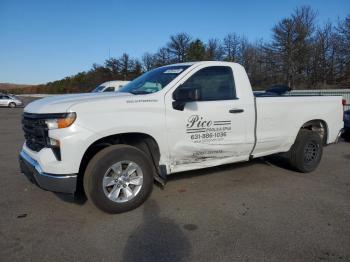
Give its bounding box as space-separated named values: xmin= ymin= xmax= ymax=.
xmin=173 ymin=87 xmax=201 ymax=101
xmin=172 ymin=87 xmax=201 ymax=111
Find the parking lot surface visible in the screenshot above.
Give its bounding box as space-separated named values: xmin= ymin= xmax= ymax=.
xmin=0 ymin=98 xmax=349 ymax=262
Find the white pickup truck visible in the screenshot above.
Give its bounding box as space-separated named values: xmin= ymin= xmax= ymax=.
xmin=19 ymin=61 xmax=344 ymax=213
xmin=91 ymin=80 xmax=130 ymax=93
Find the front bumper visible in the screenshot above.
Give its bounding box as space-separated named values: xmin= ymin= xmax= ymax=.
xmin=19 ymin=150 xmax=77 ymax=194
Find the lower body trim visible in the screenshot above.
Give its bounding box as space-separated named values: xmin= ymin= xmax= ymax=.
xmin=19 ymin=150 xmax=77 ymax=194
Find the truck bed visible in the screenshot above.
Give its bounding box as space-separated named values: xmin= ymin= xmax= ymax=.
xmin=252 ymin=95 xmax=343 ymax=157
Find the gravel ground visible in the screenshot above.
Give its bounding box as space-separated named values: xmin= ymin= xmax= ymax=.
xmin=0 ymin=97 xmax=349 ymax=262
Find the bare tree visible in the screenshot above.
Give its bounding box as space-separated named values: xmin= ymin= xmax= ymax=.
xmin=186 ymin=39 xmax=206 ymax=61
xmin=311 ymin=23 xmax=335 ymax=85
xmin=119 ymin=53 xmax=133 ymax=80
xmin=142 ymin=52 xmax=156 ymax=71
xmin=155 ymin=47 xmax=171 ymax=66
xmin=292 ymin=6 xmax=316 ymax=86
xmin=206 ymin=38 xmax=224 ymax=60
xmin=269 ymin=6 xmax=316 ymax=88
xmin=223 ymin=33 xmax=240 ymax=61
xmin=167 ymin=33 xmax=191 ymax=62
xmin=105 ymin=58 xmax=120 ymax=77
xmin=132 ymin=59 xmax=143 ymax=77
xmin=334 ymin=15 xmax=350 ymax=84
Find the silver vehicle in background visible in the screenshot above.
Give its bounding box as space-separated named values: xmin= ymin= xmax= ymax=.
xmin=0 ymin=94 xmax=23 ymax=108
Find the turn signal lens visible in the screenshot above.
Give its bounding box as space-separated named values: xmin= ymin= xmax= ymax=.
xmin=45 ymin=112 xmax=76 ymax=130
xmin=57 ymin=114 xmax=76 ymax=128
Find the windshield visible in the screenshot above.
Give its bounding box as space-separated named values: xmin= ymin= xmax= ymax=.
xmin=92 ymin=85 xmax=105 ymax=92
xmin=120 ymin=65 xmax=190 ymax=94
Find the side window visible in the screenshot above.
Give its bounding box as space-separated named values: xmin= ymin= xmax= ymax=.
xmin=180 ymin=66 xmax=236 ymax=101
xmin=104 ymin=86 xmax=115 ymax=92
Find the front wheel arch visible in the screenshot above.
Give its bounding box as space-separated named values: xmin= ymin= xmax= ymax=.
xmin=83 ymin=144 xmax=154 ymax=213
xmin=77 ymin=133 xmax=161 ymax=193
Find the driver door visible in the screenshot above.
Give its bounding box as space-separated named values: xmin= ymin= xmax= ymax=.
xmin=165 ymin=65 xmax=253 ymax=173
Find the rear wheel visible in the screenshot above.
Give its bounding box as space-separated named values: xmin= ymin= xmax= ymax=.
xmin=287 ymin=129 xmax=323 ymax=173
xmin=343 ymin=129 xmax=350 ymax=142
xmin=84 ymin=144 xmax=154 ymax=213
xmin=8 ymin=102 xmax=16 ymax=108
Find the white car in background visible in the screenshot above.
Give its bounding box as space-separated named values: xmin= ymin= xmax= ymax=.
xmin=92 ymin=80 xmax=130 ymax=93
xmin=0 ymin=94 xmax=23 ymax=108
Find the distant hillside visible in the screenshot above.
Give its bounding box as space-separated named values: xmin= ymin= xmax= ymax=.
xmin=2 ymin=60 xmax=141 ymax=95
xmin=0 ymin=83 xmax=36 ymax=91
xmin=1 ymin=84 xmax=50 ymax=94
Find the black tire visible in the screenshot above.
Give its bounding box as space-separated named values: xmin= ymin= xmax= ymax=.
xmin=84 ymin=144 xmax=154 ymax=213
xmin=8 ymin=102 xmax=16 ymax=108
xmin=287 ymin=129 xmax=323 ymax=173
xmin=343 ymin=129 xmax=350 ymax=142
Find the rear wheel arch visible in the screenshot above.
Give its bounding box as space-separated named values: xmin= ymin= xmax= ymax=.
xmin=299 ymin=119 xmax=328 ymax=145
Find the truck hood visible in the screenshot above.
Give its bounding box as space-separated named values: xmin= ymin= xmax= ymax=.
xmin=24 ymin=92 xmax=132 ymax=114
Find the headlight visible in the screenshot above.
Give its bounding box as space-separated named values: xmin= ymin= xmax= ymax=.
xmin=45 ymin=112 xmax=77 ymax=129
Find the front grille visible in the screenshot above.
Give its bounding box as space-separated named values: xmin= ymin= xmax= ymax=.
xmin=22 ymin=113 xmax=49 ymax=152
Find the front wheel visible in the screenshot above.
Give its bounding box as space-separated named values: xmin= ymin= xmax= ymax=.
xmin=84 ymin=144 xmax=154 ymax=213
xmin=8 ymin=102 xmax=16 ymax=108
xmin=287 ymin=129 xmax=323 ymax=173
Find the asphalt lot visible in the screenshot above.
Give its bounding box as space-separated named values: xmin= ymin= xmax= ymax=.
xmin=0 ymin=98 xmax=349 ymax=262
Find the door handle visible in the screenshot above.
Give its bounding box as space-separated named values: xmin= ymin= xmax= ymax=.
xmin=229 ymin=109 xmax=244 ymax=113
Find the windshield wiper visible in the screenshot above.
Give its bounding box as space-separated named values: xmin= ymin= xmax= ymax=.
xmin=129 ymin=90 xmax=152 ymax=95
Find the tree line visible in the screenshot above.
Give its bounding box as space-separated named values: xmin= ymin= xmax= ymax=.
xmin=7 ymin=6 xmax=350 ymax=94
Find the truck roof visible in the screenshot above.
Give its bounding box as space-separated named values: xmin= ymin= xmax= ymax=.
xmin=168 ymin=61 xmax=240 ymax=67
